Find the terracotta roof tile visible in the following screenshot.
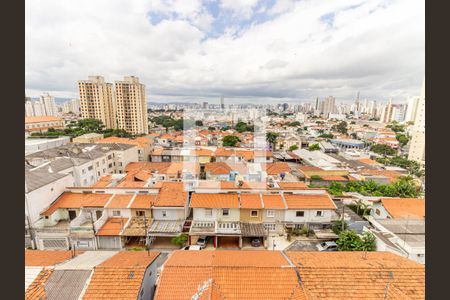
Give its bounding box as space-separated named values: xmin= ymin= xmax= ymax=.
xmin=25 ymin=116 xmax=63 ymax=124
xmin=105 ymin=194 xmax=134 ymax=209
xmin=130 ymin=194 xmax=157 ymax=209
xmin=284 ymin=194 xmax=337 ymax=209
xmin=96 ymin=218 xmax=129 ymax=236
xmin=240 ymin=193 xmax=263 ymax=209
xmin=380 ymin=198 xmax=425 ymax=219
xmin=25 ymin=250 xmax=79 ymax=267
xmin=42 ymin=193 xmax=111 ymax=216
xmin=25 ymin=268 xmax=53 ymax=300
xmin=266 ymin=162 xmax=290 ymax=175
xmin=190 ymin=193 xmax=239 ymax=208
xmin=277 ymin=182 xmax=308 ymax=189
xmin=262 ymin=194 xmax=286 ymax=209
xmin=99 ymin=251 xmax=160 ymax=268
xmin=287 ymin=252 xmax=425 ymax=300
xmin=154 ymin=182 xmax=187 ymax=207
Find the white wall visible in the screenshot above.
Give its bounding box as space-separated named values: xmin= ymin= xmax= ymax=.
xmin=193 ymin=208 xmax=217 ymax=221
xmin=106 ymin=208 xmax=132 ymax=218
xmin=371 ymin=202 xmax=391 ymax=219
xmin=25 ymin=174 xmax=74 ymax=224
xmin=216 ymin=208 xmax=240 ymax=222
xmin=152 ymin=207 xmax=185 ymax=220
xmin=261 ymin=209 xmax=285 ymax=222
xmin=284 ymin=209 xmax=334 ymax=223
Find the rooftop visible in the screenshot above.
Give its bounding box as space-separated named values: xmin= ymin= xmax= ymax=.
xmin=380 ymin=198 xmax=425 ymax=220
xmin=284 ymin=194 xmax=337 ymax=209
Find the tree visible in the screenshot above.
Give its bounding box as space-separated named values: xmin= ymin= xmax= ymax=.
xmin=370 ymin=144 xmax=396 ymax=156
xmin=332 ymin=121 xmax=348 ymax=134
xmin=266 ymin=132 xmax=279 ymax=150
xmin=332 ymin=220 xmax=348 ymax=235
xmin=310 ymin=175 xmax=323 ymax=181
xmin=336 ymin=230 xmax=376 ymax=251
xmin=319 ymin=133 xmax=334 ymax=139
xmin=288 ymin=144 xmax=299 ymax=151
xmin=386 ymin=121 xmax=405 ymax=133
xmin=195 ymin=120 xmax=203 ymax=126
xmin=171 ymin=234 xmax=188 ymax=247
xmin=222 ymin=135 xmax=241 ymax=147
xmin=208 ymin=126 xmax=216 ymax=131
xmin=77 ymin=119 xmax=104 ymax=132
xmin=288 ymin=121 xmax=301 ymax=127
xmin=308 ymin=143 xmax=321 ymax=151
xmin=396 ymin=133 xmax=409 ymax=146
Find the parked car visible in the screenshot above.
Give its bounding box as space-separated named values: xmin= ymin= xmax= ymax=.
xmin=316 ymin=241 xmax=338 ymax=251
xmin=196 ymin=236 xmax=209 ymax=249
xmin=251 ymin=238 xmax=262 ymax=247
xmin=182 ymin=245 xmax=202 ymax=251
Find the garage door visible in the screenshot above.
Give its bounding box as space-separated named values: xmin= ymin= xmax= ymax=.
xmin=218 ymin=236 xmax=240 ymax=249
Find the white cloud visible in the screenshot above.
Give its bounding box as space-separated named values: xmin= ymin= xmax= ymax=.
xmin=219 ymin=0 xmax=261 ymax=20
xmin=25 ymin=0 xmax=424 ymax=103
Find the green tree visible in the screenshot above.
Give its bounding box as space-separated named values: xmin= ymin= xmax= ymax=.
xmin=370 ymin=144 xmax=396 ymax=156
xmin=195 ymin=120 xmax=203 ymax=126
xmin=332 ymin=121 xmax=348 ymax=134
xmin=386 ymin=121 xmax=405 ymax=133
xmin=336 ymin=230 xmax=376 ymax=251
xmin=310 ymin=175 xmax=323 ymax=180
xmin=319 ymin=133 xmax=334 ymax=139
xmin=396 ymin=133 xmax=409 ymax=146
xmin=308 ymin=143 xmax=321 ymax=151
xmin=289 ymin=144 xmax=299 ymax=151
xmin=222 ymin=135 xmax=241 ymax=147
xmin=208 ymin=126 xmax=216 ymax=131
xmin=332 ymin=220 xmax=348 ymax=235
xmin=171 ymin=234 xmax=188 ymax=247
xmin=266 ymin=132 xmax=279 ymax=150
xmin=288 ymin=121 xmax=301 ymax=127
xmin=235 ymin=121 xmax=254 ymax=133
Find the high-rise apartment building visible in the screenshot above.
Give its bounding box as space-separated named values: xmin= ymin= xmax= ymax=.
xmin=39 ymin=92 xmax=58 ymax=116
xmin=321 ymin=96 xmax=336 ymax=117
xmin=63 ymin=99 xmax=81 ymax=114
xmin=78 ymin=76 xmax=116 ymax=129
xmin=380 ymin=100 xmax=394 ymax=123
xmin=405 ymin=96 xmax=420 ymax=123
xmin=408 ymin=79 xmax=425 ymax=164
xmin=220 ymin=96 xmax=225 ymax=109
xmin=114 ymin=76 xmax=148 ymax=135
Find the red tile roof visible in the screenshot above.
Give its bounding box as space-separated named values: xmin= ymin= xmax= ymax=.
xmin=83 ymin=251 xmax=160 ymax=300
xmin=266 ymin=162 xmax=290 ymax=175
xmin=262 ymin=194 xmax=286 ymax=209
xmin=284 ymin=194 xmax=337 ymax=209
xmin=42 ymin=193 xmax=111 ymax=216
xmin=130 ymin=194 xmax=157 ymax=209
xmin=380 ymin=198 xmax=425 ymax=219
xmin=239 ymin=193 xmax=263 ymax=209
xmin=190 ymin=193 xmax=239 ymax=208
xmin=153 ymin=182 xmax=187 ymax=207
xmin=96 ymin=218 xmax=128 ymax=236
xmin=25 ymin=250 xmax=80 ymax=266
xmin=105 ymin=194 xmax=134 ymax=209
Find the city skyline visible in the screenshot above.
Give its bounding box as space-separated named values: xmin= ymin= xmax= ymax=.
xmin=26 ymin=0 xmax=424 ymax=103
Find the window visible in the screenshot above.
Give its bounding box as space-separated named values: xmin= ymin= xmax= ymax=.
xmin=88 ymin=165 xmax=93 ymax=171
xmin=119 ymin=162 xmax=122 ymax=166
xmin=316 ymin=211 xmax=323 ymax=217
xmin=136 ymin=211 xmax=145 ymax=217
xmin=113 ymin=211 xmax=121 ymax=216
xmin=251 ymin=210 xmax=258 ymax=217
xmin=97 ymin=171 xmax=101 ymax=176
xmin=162 ymin=211 xmax=167 ymax=217
xmin=296 ymin=211 xmax=304 ymax=217
xmin=103 ymin=168 xmax=106 ymax=173
xmin=375 ymin=209 xmax=381 ymax=216
xmin=108 ymin=163 xmax=113 ymax=168
xmin=82 ymin=169 xmax=86 ymax=174
xmin=264 ymin=223 xmax=276 ymax=231
xmin=102 ymin=159 xmax=106 ymax=164
xmin=222 ymin=209 xmax=229 ymax=216
xmin=108 ymin=155 xmax=112 ymax=160
xmin=205 ymin=209 xmax=212 ymax=217
xmin=266 ymin=210 xmax=275 ymax=217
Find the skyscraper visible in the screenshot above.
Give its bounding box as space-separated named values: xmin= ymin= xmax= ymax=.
xmin=114 ymin=76 xmax=148 ymax=135
xmin=408 ymin=79 xmax=425 ymax=164
xmin=321 ymin=96 xmax=336 ymax=117
xmin=405 ymin=96 xmax=420 ymax=123
xmin=380 ymin=100 xmax=394 ymax=123
xmin=220 ymin=96 xmax=225 ymax=109
xmin=78 ymin=76 xmax=116 ymax=129
xmin=39 ymin=92 xmax=58 ymax=116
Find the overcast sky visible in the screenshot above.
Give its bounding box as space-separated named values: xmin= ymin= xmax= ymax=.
xmin=25 ymin=0 xmax=424 ymax=104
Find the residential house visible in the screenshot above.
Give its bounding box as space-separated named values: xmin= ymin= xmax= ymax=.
xmin=284 ymin=193 xmax=338 ymax=229
xmin=370 ymin=198 xmax=425 ymax=220
xmin=96 ymin=136 xmax=153 ymax=162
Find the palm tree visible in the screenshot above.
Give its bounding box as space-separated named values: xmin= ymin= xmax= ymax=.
xmin=266 ymin=132 xmax=279 ymax=150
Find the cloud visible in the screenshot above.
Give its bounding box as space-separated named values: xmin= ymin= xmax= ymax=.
xmin=25 ymin=0 xmax=424 ymax=104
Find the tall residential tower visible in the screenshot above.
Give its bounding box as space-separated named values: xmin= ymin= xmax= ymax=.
xmin=408 ymin=79 xmax=425 ymax=164
xmin=78 ymin=76 xmax=116 ymax=129
xmin=114 ymin=76 xmax=148 ymax=135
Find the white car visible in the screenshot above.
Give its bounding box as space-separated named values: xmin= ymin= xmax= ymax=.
xmin=316 ymin=241 xmax=338 ymax=251
xmin=182 ymin=245 xmax=202 ymax=250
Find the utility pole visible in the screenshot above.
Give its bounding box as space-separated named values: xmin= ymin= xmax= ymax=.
xmin=143 ymin=214 xmax=150 ymax=256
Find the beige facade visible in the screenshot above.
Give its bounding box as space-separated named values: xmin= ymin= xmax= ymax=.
xmin=72 ymin=133 xmax=104 ymax=144
xmin=115 ymin=76 xmax=148 ymax=135
xmin=240 ymin=209 xmax=263 ymax=222
xmin=78 ymin=76 xmax=116 ymax=129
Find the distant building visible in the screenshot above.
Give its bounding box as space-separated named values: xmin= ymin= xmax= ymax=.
xmin=408 ymin=79 xmax=425 ymax=164
xmin=380 ymin=100 xmax=394 ymax=123
xmin=220 ymin=96 xmax=225 ymax=109
xmin=405 ymin=96 xmax=420 ymax=123
xmin=78 ymin=76 xmax=116 ymax=129
xmin=115 ymin=76 xmax=149 ymax=135
xmin=72 ymin=133 xmax=104 ymax=144
xmin=62 ymin=98 xmax=80 ymax=115
xmin=39 ymin=93 xmax=58 ymax=116
xmin=25 ymin=116 xmax=65 ymax=135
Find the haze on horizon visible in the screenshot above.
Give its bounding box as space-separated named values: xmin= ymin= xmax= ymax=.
xmin=25 ymin=0 xmax=424 ymax=104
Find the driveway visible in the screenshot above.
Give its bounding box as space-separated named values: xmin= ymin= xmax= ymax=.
xmin=285 ymin=240 xmax=319 ymax=251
